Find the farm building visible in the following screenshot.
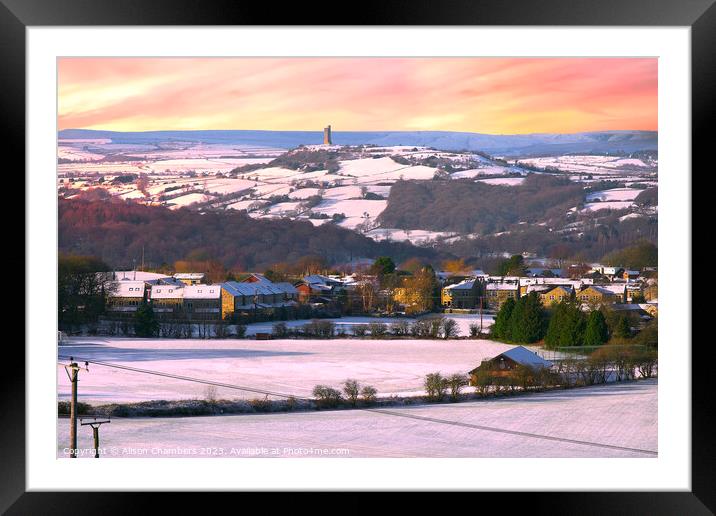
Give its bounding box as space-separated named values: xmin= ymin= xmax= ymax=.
xmin=468 ymin=346 xmax=553 ymax=385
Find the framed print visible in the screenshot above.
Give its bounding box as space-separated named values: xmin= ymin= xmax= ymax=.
xmin=3 ymin=0 xmax=712 ymax=511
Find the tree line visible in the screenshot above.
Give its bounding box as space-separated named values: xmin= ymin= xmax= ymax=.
xmin=491 ymin=293 xmax=656 ymax=350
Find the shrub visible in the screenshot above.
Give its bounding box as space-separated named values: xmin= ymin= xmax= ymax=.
xmin=369 ymin=322 xmax=388 ymax=338
xmin=312 ymin=385 xmax=343 ymax=408
xmin=446 ymin=373 xmax=468 ymax=401
xmin=352 ymin=324 xmax=368 ymax=337
xmin=235 ymin=324 xmax=247 ymax=338
xmin=442 ymin=318 xmax=459 ymax=339
xmin=249 ymin=396 xmax=272 ymax=412
xmin=410 ymin=319 xmax=432 ymax=338
xmin=57 ymin=401 xmax=91 ymax=416
xmin=512 ymin=365 xmax=538 ymax=391
xmin=469 ymin=323 xmax=480 ymax=338
xmin=424 ymin=372 xmax=447 ymax=401
xmin=360 ymin=385 xmax=378 ymax=405
xmin=428 ymin=317 xmax=444 ymax=338
xmin=302 ymin=319 xmax=334 ymax=338
xmin=633 ymin=349 xmax=658 ymax=378
xmin=472 ymin=369 xmax=492 ymax=397
xmin=390 ymin=320 xmax=411 ymax=337
xmin=273 ymin=321 xmax=288 ymax=337
xmin=342 ymin=379 xmax=361 ymax=406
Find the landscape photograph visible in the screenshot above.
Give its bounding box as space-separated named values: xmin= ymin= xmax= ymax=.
xmin=57 ymin=57 xmax=658 ymax=459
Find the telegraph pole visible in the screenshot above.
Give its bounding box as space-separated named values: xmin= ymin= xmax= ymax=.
xmin=64 ymin=358 xmax=88 ymax=458
xmin=80 ymin=416 xmax=111 ymax=458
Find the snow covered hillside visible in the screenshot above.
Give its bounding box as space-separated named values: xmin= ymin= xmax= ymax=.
xmin=58 ymin=136 xmax=658 ymax=245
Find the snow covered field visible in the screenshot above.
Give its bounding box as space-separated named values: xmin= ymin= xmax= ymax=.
xmin=57 ymin=318 xmax=499 ymax=405
xmin=585 ymin=187 xmax=642 ymax=202
xmin=57 ymin=379 xmax=657 ymax=458
xmin=582 ymin=201 xmax=635 ymax=212
xmin=517 ymin=155 xmax=657 ymax=175
xmin=364 ymin=228 xmax=456 ymax=243
xmin=476 ymin=177 xmax=525 ymax=186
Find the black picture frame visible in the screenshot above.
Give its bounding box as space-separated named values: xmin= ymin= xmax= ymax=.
xmin=2 ymin=0 xmax=711 ymax=512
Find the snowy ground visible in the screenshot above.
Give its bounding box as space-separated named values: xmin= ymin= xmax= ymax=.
xmin=364 ymin=228 xmax=456 ymax=243
xmin=476 ymin=177 xmax=525 ymax=186
xmin=582 ymin=201 xmax=635 ymax=212
xmin=585 ymin=187 xmax=643 ymax=202
xmin=57 ymin=319 xmax=502 ymax=405
xmin=517 ymin=155 xmax=657 ymax=175
xmin=57 ymin=379 xmax=657 ymax=458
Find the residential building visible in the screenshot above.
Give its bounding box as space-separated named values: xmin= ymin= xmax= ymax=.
xmin=221 ymin=279 xmax=298 ymax=320
xmin=295 ymin=274 xmax=340 ymax=304
xmin=485 ymin=282 xmax=519 ymax=309
xmin=622 ymin=269 xmax=641 ymax=281
xmin=150 ymin=284 xmax=184 ymax=316
xmin=526 ymin=284 xmax=574 ymax=306
xmin=112 ymin=270 xmax=170 ymax=282
xmin=182 ymin=284 xmax=221 ymax=320
xmin=441 ymin=278 xmax=483 ymax=309
xmin=577 ymin=284 xmax=626 ymax=305
xmin=106 ymin=280 xmax=146 ymax=314
xmin=173 ymin=272 xmax=206 ymax=285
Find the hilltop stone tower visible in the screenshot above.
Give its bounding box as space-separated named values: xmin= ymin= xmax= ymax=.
xmin=323 ymin=125 xmax=332 ymax=145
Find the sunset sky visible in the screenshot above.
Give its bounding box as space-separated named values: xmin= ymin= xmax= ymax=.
xmin=58 ymin=57 xmax=657 ymax=135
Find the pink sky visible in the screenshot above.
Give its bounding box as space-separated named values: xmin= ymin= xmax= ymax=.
xmin=58 ymin=57 xmax=657 ymax=134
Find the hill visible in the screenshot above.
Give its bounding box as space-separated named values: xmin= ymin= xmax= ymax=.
xmin=58 ymin=128 xmax=657 ymax=157
xmin=378 ymin=175 xmax=584 ymax=234
xmin=58 ymin=198 xmax=443 ymax=271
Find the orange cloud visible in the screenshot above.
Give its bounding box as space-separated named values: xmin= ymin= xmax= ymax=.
xmin=58 ymin=57 xmax=657 ymax=134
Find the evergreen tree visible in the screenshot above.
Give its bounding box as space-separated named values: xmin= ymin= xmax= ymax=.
xmin=134 ymin=302 xmax=159 ymax=337
xmin=544 ymin=301 xmax=586 ymax=349
xmin=491 ymin=297 xmax=515 ymax=340
xmin=560 ymin=302 xmax=586 ymax=347
xmin=370 ymin=256 xmax=396 ymax=276
xmin=583 ymin=309 xmax=609 ymax=346
xmin=613 ymin=314 xmax=632 ymax=338
xmin=508 ymin=296 xmax=527 ymax=342
xmin=521 ymin=292 xmax=546 ymax=343
xmin=544 ymin=303 xmax=565 ymax=350
xmin=498 ymin=254 xmax=526 ymax=276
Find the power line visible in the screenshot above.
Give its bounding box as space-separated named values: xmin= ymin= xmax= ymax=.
xmin=58 ymin=355 xmax=310 ymax=400
xmin=57 ymin=355 xmax=656 ymax=456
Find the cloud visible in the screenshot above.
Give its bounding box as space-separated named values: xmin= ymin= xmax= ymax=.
xmin=58 ymin=57 xmax=657 ymax=134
